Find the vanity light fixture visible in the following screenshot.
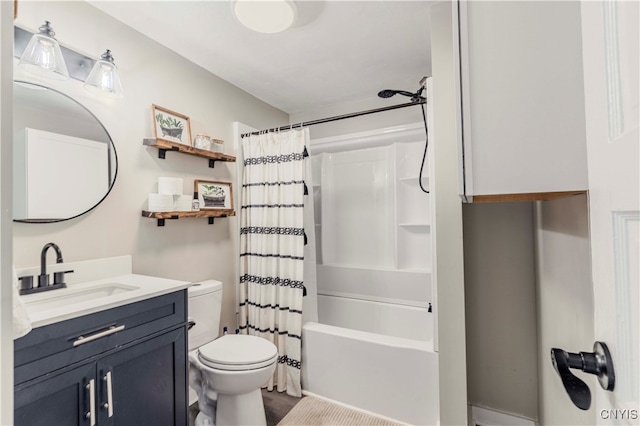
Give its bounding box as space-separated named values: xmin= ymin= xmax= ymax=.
xmin=83 ymin=50 xmax=124 ymax=98
xmin=18 ymin=21 xmax=69 ymax=80
xmin=14 ymin=23 xmax=124 ymax=98
xmin=233 ymin=0 xmax=297 ymax=34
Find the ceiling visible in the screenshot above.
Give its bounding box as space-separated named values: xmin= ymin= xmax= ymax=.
xmin=89 ymin=1 xmax=433 ymax=114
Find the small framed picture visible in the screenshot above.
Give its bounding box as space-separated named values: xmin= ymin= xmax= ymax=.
xmin=195 ymin=180 xmax=234 ymax=211
xmin=152 ymin=104 xmax=192 ymax=146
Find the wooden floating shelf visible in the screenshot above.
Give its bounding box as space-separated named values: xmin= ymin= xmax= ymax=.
xmin=142 ymin=209 xmax=236 ymax=226
xmin=143 ymin=138 xmax=236 ymax=167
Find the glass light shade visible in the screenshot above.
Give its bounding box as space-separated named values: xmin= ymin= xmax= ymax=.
xmin=84 ymin=50 xmax=124 ymax=98
xmin=234 ymin=0 xmax=296 ymax=34
xmin=18 ymin=21 xmax=69 ymax=80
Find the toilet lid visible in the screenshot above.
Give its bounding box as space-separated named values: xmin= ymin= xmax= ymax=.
xmin=198 ymin=335 xmax=278 ymax=371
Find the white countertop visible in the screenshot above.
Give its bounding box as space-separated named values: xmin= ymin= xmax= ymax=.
xmin=20 ymin=273 xmax=191 ymax=328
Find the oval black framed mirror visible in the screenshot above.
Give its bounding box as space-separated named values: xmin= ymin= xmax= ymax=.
xmin=13 ymin=81 xmax=118 ymax=223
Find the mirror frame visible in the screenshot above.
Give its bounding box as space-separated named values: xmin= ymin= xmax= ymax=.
xmin=13 ymin=80 xmax=119 ymax=223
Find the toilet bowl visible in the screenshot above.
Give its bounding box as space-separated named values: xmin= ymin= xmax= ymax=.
xmin=189 ymin=334 xmax=278 ymax=425
xmin=187 ymin=280 xmax=279 ymax=425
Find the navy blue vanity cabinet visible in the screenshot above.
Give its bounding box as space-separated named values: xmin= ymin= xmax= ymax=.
xmin=15 ymin=362 xmax=95 ymax=426
xmin=14 ymin=290 xmax=188 ymax=426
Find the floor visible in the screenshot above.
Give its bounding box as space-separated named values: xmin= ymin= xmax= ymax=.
xmin=262 ymin=389 xmax=303 ymax=425
xmin=189 ymin=389 xmax=302 ymax=426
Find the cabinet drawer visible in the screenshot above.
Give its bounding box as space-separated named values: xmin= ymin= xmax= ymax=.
xmin=14 ymin=290 xmax=187 ymax=385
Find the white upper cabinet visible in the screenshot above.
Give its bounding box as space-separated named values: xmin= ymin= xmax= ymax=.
xmin=455 ymin=1 xmax=588 ymax=202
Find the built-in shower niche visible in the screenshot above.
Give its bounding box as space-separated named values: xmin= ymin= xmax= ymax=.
xmin=313 ymin=141 xmax=431 ymax=273
xmin=310 ymin=154 xmax=323 ymax=265
xmin=395 ymin=142 xmax=432 ymax=272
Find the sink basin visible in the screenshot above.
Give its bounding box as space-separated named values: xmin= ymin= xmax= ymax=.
xmin=13 ymin=267 xmax=191 ymax=328
xmin=23 ymin=283 xmax=140 ymax=311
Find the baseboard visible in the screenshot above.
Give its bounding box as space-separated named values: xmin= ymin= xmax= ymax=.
xmin=470 ymin=405 xmax=535 ymax=426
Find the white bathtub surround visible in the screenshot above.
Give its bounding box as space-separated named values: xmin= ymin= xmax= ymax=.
xmin=320 ymin=146 xmax=396 ymax=269
xmin=303 ymin=125 xmax=437 ymax=423
xmin=302 ymin=153 xmax=319 ymax=324
xmin=238 ymin=129 xmax=309 ymax=397
xmin=317 ymin=294 xmax=431 ymax=342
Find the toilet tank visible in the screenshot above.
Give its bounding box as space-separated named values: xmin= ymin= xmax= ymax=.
xmin=188 ymin=280 xmax=223 ymax=351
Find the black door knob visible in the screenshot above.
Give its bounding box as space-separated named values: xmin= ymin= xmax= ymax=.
xmin=550 ymin=341 xmax=615 ymax=410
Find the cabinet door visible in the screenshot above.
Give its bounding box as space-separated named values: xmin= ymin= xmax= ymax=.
xmin=15 ymin=362 xmax=96 ymax=426
xmin=97 ymin=328 xmax=187 ymax=426
xmin=456 ymin=1 xmax=588 ymax=201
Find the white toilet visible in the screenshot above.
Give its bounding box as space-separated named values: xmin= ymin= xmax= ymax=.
xmin=187 ymin=280 xmax=278 ymax=426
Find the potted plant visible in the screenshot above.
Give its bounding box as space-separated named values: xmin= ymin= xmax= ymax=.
xmin=155 ymin=113 xmax=184 ymax=140
xmin=201 ymin=184 xmax=226 ymax=207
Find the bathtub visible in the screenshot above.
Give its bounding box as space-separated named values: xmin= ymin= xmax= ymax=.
xmin=301 ymin=296 xmax=439 ymax=425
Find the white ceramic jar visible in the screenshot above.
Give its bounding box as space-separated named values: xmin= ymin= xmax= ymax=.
xmin=211 ymin=140 xmax=224 ymax=153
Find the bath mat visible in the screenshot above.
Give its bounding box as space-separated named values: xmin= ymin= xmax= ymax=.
xmin=276 ymin=396 xmax=405 ymax=425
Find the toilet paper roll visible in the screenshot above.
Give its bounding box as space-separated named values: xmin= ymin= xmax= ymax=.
xmin=158 ymin=177 xmax=184 ymax=195
xmin=174 ymin=195 xmax=193 ymax=212
xmin=148 ymin=193 xmax=174 ymax=212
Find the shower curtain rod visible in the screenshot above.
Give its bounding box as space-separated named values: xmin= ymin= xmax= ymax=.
xmin=240 ymin=100 xmax=425 ymax=138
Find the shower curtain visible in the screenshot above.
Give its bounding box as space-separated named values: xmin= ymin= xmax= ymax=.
xmin=238 ymin=128 xmax=309 ymax=397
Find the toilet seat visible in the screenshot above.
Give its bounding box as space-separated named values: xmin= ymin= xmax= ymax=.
xmin=198 ymin=334 xmax=278 ymax=371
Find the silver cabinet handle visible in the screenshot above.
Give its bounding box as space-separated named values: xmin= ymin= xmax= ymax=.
xmin=73 ymin=325 xmax=125 ymax=347
xmin=86 ymin=379 xmax=96 ymax=426
xmin=103 ymin=371 xmax=114 ymax=418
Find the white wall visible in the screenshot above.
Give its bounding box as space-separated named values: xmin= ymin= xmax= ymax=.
xmin=463 ymin=195 xmax=594 ymax=424
xmin=430 ymin=2 xmax=468 ymax=423
xmin=1 ymin=2 xmax=14 ymax=423
xmin=11 ymin=1 xmax=288 ymax=334
xmin=535 ymin=194 xmax=594 ymax=425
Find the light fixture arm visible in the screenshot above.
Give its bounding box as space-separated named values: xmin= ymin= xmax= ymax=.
xmin=37 ymin=21 xmax=57 ymax=39
xmin=101 ymin=49 xmax=116 ymax=64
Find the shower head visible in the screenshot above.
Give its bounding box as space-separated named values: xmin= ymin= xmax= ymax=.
xmin=378 ymin=76 xmax=428 ymax=103
xmin=377 ymin=89 xmax=416 ymax=99
xmin=377 ymin=87 xmax=425 ymax=103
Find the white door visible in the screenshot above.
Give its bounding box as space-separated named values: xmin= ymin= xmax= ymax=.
xmin=581 ymin=1 xmax=639 ymax=423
